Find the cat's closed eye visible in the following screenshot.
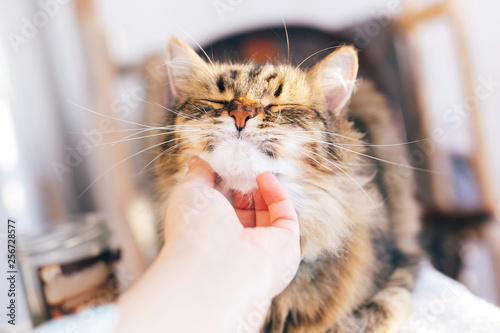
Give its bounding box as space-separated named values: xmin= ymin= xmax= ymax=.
xmin=200 ymin=99 xmax=228 ymax=109
xmin=266 ymin=104 xmax=281 ymax=113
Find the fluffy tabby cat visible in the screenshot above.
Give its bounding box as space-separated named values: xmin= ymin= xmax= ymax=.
xmin=154 ymin=37 xmax=422 ymax=333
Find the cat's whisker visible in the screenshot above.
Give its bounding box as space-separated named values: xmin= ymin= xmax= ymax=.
xmin=209 ymin=33 xmax=215 ymax=64
xmin=187 ymin=100 xmax=209 ymax=116
xmin=296 ymin=131 xmax=429 ymax=147
xmin=145 ymin=62 xmax=168 ymax=72
xmin=296 ymin=46 xmax=339 ymax=69
xmin=291 ymin=143 xmax=382 ymax=217
xmin=112 ymin=128 xmax=201 ymax=146
xmin=280 ymin=14 xmax=290 ymax=64
xmin=173 ymin=23 xmax=215 ymax=68
xmin=98 ymin=124 xmax=199 ymax=132
xmin=137 ymin=135 xmax=203 ymax=176
xmin=272 ymin=97 xmax=283 ymax=124
xmin=77 ymin=138 xmax=187 ymax=198
xmin=111 ymin=127 xmax=165 ymax=146
xmin=140 ymin=133 xmax=207 ymax=174
xmin=281 ymin=122 xmax=426 ymax=148
xmin=66 ymin=127 xmax=168 ymax=135
xmin=164 ymin=59 xmax=210 ymax=74
xmin=295 ymin=135 xmax=440 ymax=174
xmin=333 ymin=139 xmax=429 ymax=147
xmin=109 ymin=124 xmax=201 ymax=145
xmin=337 ymin=162 xmax=380 ymax=167
xmin=165 ymin=58 xmax=215 ymax=79
xmin=66 ymin=129 xmax=200 ymax=151
xmin=298 ymin=139 xmax=443 ymax=174
xmin=67 ymin=100 xmax=163 ymax=129
xmin=150 ymin=60 xmax=219 ymax=82
xmin=199 ymin=141 xmax=209 ymax=155
xmin=284 ymin=129 xmax=368 ymax=144
xmin=67 ymin=126 xmax=197 ymax=148
xmin=136 ymin=97 xmax=203 ymax=122
xmin=288 ymin=142 xmax=336 ymax=176
xmin=101 ymin=126 xmax=169 ymax=133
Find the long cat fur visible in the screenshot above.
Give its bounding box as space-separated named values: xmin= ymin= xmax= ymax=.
xmin=153 ymin=37 xmax=422 ymax=333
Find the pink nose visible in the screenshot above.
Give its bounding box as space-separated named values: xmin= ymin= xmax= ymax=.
xmin=229 ymin=109 xmax=253 ymax=131
xmin=228 ymin=98 xmax=257 ymax=131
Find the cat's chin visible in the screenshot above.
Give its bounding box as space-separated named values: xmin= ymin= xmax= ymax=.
xmin=201 ymin=139 xmax=277 ymax=194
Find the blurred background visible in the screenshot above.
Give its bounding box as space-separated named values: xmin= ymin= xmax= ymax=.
xmin=1 ymin=0 xmax=499 ymax=330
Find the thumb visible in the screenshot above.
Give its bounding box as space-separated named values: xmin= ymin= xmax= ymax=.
xmin=180 ymin=156 xmax=216 ymax=189
xmin=168 ymin=156 xmax=217 ymax=215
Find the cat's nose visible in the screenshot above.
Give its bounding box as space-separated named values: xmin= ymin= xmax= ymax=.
xmin=228 ymin=98 xmax=256 ymax=131
xmin=229 ymin=109 xmax=253 ymax=131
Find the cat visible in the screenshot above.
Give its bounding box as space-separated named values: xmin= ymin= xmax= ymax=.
xmin=153 ymin=37 xmax=422 ymax=333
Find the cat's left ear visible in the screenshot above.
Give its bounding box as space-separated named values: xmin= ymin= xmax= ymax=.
xmin=308 ymin=46 xmax=359 ymax=116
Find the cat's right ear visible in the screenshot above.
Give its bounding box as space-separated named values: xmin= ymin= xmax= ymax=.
xmin=308 ymin=46 xmax=359 ymax=117
xmin=165 ymin=37 xmax=207 ymax=98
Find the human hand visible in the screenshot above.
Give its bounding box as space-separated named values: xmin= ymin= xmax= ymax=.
xmin=163 ymin=156 xmax=301 ymax=294
xmin=117 ymin=157 xmax=300 ymax=333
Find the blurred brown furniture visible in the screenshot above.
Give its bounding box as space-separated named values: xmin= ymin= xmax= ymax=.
xmin=395 ymin=0 xmax=499 ymax=303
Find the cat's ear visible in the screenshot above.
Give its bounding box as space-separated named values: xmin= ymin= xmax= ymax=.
xmin=308 ymin=46 xmax=359 ymax=116
xmin=165 ymin=37 xmax=207 ymax=97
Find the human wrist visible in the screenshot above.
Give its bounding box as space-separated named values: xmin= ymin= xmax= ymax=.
xmin=117 ymin=240 xmax=275 ymax=333
xmin=163 ymin=237 xmax=276 ymax=330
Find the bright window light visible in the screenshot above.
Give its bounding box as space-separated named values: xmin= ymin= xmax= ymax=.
xmin=2 ymin=179 xmax=26 ymax=216
xmin=0 ymin=99 xmax=18 ymax=171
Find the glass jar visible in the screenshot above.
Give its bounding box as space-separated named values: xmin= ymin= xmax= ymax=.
xmin=19 ymin=213 xmax=120 ymax=327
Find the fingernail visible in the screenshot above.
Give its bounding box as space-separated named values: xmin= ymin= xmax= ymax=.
xmin=187 ymin=156 xmax=199 ymax=170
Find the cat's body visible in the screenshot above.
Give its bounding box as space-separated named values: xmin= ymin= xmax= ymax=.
xmin=260 ymin=81 xmax=422 ymax=333
xmin=154 ymin=38 xmax=422 ymax=333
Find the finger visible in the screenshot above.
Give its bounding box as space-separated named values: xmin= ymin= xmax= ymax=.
xmin=179 ymin=156 xmax=216 ymax=189
xmin=256 ymin=172 xmax=299 ymax=236
xmin=253 ymin=189 xmax=267 ymax=211
xmin=253 ymin=189 xmax=270 ymax=227
xmin=234 ymin=209 xmax=256 ymax=228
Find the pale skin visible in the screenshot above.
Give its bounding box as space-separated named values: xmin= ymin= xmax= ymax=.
xmin=116 ymin=156 xmax=301 ymax=333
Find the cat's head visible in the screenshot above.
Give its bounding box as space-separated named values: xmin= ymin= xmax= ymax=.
xmin=159 ymin=37 xmax=362 ymax=193
xmin=157 ymin=38 xmax=368 ymax=257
